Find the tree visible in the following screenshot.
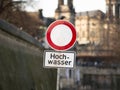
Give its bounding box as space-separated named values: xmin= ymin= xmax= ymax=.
xmin=0 ymin=0 xmax=13 ymax=14
xmin=0 ymin=0 xmax=44 ymax=38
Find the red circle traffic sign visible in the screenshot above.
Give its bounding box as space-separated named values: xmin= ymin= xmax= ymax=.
xmin=46 ymin=20 xmax=76 ymax=51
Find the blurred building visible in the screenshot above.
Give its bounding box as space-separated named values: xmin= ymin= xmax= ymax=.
xmin=75 ymin=10 xmax=105 ymax=45
xmin=55 ymin=0 xmax=75 ymax=24
xmin=55 ymin=0 xmax=120 ymax=90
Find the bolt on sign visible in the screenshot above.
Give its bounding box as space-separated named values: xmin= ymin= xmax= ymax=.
xmin=43 ymin=51 xmax=76 ymax=68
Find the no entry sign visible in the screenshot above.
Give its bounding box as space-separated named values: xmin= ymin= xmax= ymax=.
xmin=46 ymin=20 xmax=76 ymax=51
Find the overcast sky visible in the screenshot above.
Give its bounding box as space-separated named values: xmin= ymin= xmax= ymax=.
xmin=25 ymin=0 xmax=106 ymax=17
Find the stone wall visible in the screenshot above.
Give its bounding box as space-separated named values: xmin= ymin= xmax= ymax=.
xmin=0 ymin=19 xmax=57 ymax=90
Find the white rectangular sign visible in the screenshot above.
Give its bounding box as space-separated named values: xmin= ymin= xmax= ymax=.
xmin=43 ymin=50 xmax=76 ymax=68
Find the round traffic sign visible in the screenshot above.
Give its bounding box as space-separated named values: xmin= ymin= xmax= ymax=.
xmin=46 ymin=20 xmax=76 ymax=51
